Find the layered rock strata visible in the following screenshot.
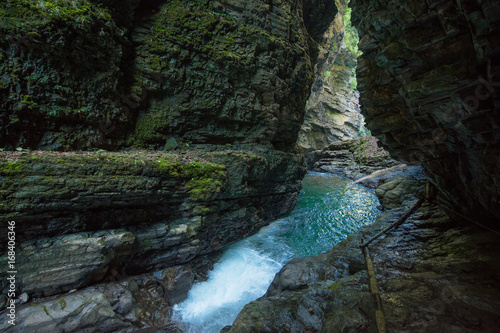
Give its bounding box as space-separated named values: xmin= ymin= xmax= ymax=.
xmin=298 ymin=1 xmax=364 ymax=151
xmin=0 ymin=0 xmax=337 ymax=325
xmin=0 ymin=0 xmax=334 ymax=151
xmin=0 ymin=265 xmax=191 ymax=333
xmin=308 ymin=135 xmax=399 ymax=179
xmin=352 ymin=0 xmax=500 ymax=222
xmin=0 ymin=146 xmax=304 ymax=299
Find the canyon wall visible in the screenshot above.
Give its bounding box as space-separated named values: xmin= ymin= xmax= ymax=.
xmin=298 ymin=1 xmax=364 ymax=152
xmin=0 ymin=0 xmax=337 ymax=306
xmin=0 ymin=0 xmax=326 ymax=150
xmin=0 ymin=148 xmax=305 ymax=298
xmin=351 ymin=0 xmax=500 ymax=222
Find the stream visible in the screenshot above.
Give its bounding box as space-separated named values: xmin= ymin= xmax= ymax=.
xmin=172 ymin=172 xmax=380 ymax=332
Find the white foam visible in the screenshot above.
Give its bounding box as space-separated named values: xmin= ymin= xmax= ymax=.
xmin=172 ymin=173 xmax=380 ymax=332
xmin=173 ymin=238 xmax=288 ymax=333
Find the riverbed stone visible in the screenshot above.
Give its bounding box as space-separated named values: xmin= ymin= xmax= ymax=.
xmin=0 ymin=263 xmax=198 ymax=333
xmin=355 ymin=164 xmax=423 ymax=189
xmin=375 ymin=174 xmax=426 ymax=209
xmin=0 ymin=290 xmax=132 ymax=333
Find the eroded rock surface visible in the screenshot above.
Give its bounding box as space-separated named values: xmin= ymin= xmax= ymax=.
xmin=0 ymin=147 xmax=304 ymax=299
xmin=308 ymin=136 xmax=399 ymax=180
xmin=0 ymin=0 xmax=335 ymax=151
xmin=298 ymin=1 xmax=364 ymax=151
xmin=352 ymin=0 xmax=500 ymax=222
xmin=0 ymin=265 xmax=195 ymax=333
xmin=0 ymin=0 xmax=334 ymax=329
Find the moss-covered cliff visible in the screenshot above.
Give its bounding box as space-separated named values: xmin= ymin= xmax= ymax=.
xmin=0 ymin=0 xmax=332 ymax=151
xmin=0 ymin=0 xmax=337 ymax=322
xmin=0 ymin=147 xmax=305 ymax=298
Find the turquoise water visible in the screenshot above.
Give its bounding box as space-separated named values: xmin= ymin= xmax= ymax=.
xmin=172 ymin=172 xmax=380 ymax=332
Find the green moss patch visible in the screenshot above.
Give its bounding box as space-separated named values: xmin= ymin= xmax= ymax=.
xmin=58 ymin=298 xmax=67 ymax=310
xmin=0 ymin=0 xmax=112 ymax=31
xmin=149 ymin=0 xmax=242 ymax=61
xmin=0 ymin=150 xmax=228 ymax=207
xmin=186 ymin=178 xmax=223 ymax=201
xmin=127 ymin=107 xmax=171 ymax=147
xmin=0 ymin=160 xmax=26 ymax=175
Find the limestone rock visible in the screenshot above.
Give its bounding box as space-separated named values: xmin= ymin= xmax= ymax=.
xmin=0 ymin=147 xmax=305 ymax=298
xmin=0 ymin=290 xmax=132 ymax=333
xmin=375 ymin=176 xmax=426 ymax=209
xmin=309 ymin=135 xmax=399 ymax=179
xmin=355 ymin=164 xmax=422 ymax=189
xmin=0 ymin=264 xmax=195 ymax=332
xmin=0 ymin=230 xmax=136 ymax=297
xmin=299 ymin=1 xmax=364 ymax=152
xmin=0 ymin=0 xmax=335 ymax=151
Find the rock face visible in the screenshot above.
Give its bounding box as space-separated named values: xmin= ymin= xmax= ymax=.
xmin=226 ymin=175 xmax=500 ymax=332
xmin=0 ymin=1 xmax=341 ymax=330
xmin=0 ymin=0 xmax=335 ymax=151
xmin=351 ymin=0 xmax=500 ymax=222
xmin=298 ymin=1 xmax=364 ymax=152
xmin=308 ymin=135 xmax=399 ymax=179
xmin=0 ymin=147 xmax=304 ymax=299
xmin=0 ymin=266 xmax=193 ymax=333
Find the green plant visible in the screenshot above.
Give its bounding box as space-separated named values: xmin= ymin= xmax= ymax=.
xmin=342 ymin=6 xmax=362 ymax=57
xmin=358 ymin=118 xmax=371 ymax=137
xmin=349 ymin=78 xmax=357 ymax=91
xmin=0 ymin=161 xmax=26 ymax=175
xmin=0 ymin=0 xmax=112 ymax=30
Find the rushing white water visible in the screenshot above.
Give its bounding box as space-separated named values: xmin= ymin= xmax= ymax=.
xmin=172 ymin=173 xmax=380 ymax=332
xmin=172 ymin=229 xmax=293 ymax=332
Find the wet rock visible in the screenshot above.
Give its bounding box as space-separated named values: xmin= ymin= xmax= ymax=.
xmin=17 ymin=293 xmax=28 ymax=305
xmin=0 ymin=147 xmax=305 ymax=298
xmin=0 ymin=290 xmax=132 ymax=333
xmin=355 ymin=164 xmax=423 ymax=189
xmin=0 ymin=263 xmax=197 ymax=333
xmin=0 ymin=230 xmax=136 ymax=297
xmin=227 ymin=176 xmax=500 ymax=332
xmin=164 ymin=138 xmax=178 ymax=152
xmin=0 ymin=294 xmax=6 ymax=310
xmin=375 ymin=175 xmax=427 ymax=209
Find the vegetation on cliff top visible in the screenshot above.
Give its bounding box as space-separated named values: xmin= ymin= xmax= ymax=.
xmin=333 ymin=0 xmax=361 ymax=57
xmin=0 ymin=0 xmax=112 ymax=30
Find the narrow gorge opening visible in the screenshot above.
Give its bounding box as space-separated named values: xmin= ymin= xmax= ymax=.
xmin=170 ymin=1 xmax=377 ymax=331
xmin=172 ymin=173 xmax=380 ymax=332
